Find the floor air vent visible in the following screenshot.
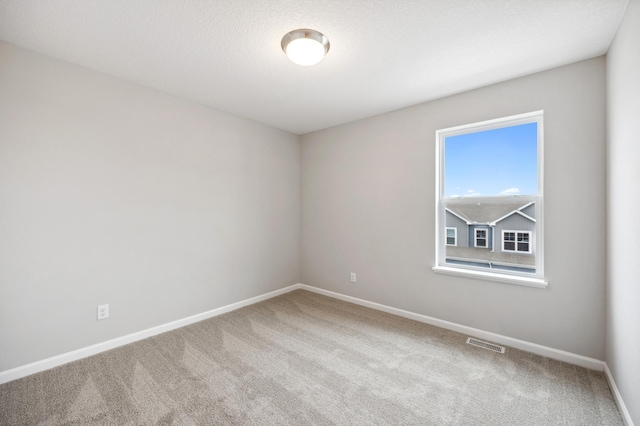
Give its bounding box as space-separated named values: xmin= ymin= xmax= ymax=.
xmin=466 ymin=337 xmax=506 ymax=353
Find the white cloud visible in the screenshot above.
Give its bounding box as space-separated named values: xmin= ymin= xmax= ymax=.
xmin=463 ymin=189 xmax=481 ymax=197
xmin=500 ymin=187 xmax=520 ymax=195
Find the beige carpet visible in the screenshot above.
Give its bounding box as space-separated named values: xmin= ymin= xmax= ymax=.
xmin=0 ymin=290 xmax=623 ymax=425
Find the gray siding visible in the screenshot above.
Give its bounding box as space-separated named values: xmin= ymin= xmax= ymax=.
xmin=521 ymin=203 xmax=536 ymax=219
xmin=494 ymin=214 xmax=536 ymax=254
xmin=445 ymin=210 xmax=468 ymax=247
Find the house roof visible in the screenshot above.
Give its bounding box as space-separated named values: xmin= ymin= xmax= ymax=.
xmin=446 ymin=201 xmax=534 ymax=225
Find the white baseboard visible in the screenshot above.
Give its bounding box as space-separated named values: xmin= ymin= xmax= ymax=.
xmin=297 ymin=284 xmax=605 ymax=371
xmin=0 ymin=284 xmax=300 ymax=385
xmin=307 ymin=280 xmax=632 ymax=423
xmin=604 ymin=363 xmax=635 ymax=426
xmin=2 ymin=281 xmax=629 ymax=426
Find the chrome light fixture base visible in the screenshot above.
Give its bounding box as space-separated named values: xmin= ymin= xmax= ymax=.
xmin=281 ymin=29 xmax=330 ymax=66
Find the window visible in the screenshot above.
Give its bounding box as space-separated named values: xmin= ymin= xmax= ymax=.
xmin=475 ymin=229 xmax=487 ymax=248
xmin=503 ymin=231 xmax=531 ymax=253
xmin=503 ymin=232 xmax=516 ymax=251
xmin=446 ymin=228 xmax=457 ymax=246
xmin=434 ymin=111 xmax=545 ymax=287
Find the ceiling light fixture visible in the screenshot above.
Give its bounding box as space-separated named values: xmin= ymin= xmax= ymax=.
xmin=281 ymin=29 xmax=330 ymax=66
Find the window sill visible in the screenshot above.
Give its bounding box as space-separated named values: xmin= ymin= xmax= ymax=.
xmin=432 ymin=266 xmax=548 ymax=288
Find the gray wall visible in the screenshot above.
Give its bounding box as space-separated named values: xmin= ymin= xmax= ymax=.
xmin=301 ymin=57 xmax=606 ymax=359
xmin=0 ymin=42 xmax=301 ymax=371
xmin=606 ymin=0 xmax=640 ymax=423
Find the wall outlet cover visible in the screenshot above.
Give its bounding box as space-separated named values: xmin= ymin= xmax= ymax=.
xmin=97 ymin=304 xmax=109 ymax=320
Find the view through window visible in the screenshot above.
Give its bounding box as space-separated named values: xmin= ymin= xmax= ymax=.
xmin=435 ymin=111 xmax=544 ymax=282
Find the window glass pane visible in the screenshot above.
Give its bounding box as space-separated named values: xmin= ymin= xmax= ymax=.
xmin=444 ymin=123 xmax=537 ymax=198
xmin=438 ymin=112 xmax=542 ymax=279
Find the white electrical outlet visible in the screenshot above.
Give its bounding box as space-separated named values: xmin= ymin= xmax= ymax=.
xmin=97 ymin=304 xmax=109 ymax=320
xmin=350 ymin=272 xmax=356 ymax=283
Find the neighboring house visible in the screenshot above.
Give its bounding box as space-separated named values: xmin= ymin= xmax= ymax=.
xmin=444 ymin=201 xmax=536 ymax=272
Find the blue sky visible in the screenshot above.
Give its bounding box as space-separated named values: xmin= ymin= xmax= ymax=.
xmin=444 ymin=122 xmax=538 ymax=198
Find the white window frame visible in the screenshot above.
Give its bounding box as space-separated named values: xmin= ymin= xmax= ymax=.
xmin=433 ymin=111 xmax=546 ymax=288
xmin=502 ymin=230 xmax=532 ymax=254
xmin=474 ymin=229 xmax=488 ymax=248
xmin=445 ymin=227 xmax=457 ymax=246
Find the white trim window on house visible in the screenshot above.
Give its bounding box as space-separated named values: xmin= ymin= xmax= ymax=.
xmin=446 ymin=227 xmax=457 ymax=246
xmin=503 ymin=230 xmax=532 ymax=253
xmin=474 ymin=229 xmax=488 ymax=248
xmin=433 ymin=111 xmax=546 ymax=288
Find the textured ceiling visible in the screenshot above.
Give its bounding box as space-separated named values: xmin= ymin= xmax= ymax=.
xmin=0 ymin=0 xmax=629 ymax=134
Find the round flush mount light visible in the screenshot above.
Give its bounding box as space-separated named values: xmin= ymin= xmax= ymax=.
xmin=281 ymin=29 xmax=330 ymax=66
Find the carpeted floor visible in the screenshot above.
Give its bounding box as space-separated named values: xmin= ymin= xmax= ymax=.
xmin=0 ymin=290 xmax=623 ymax=425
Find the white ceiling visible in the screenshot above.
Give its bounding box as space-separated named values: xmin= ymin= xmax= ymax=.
xmin=0 ymin=0 xmax=629 ymax=135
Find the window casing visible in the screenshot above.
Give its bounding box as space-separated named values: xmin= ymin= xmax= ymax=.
xmin=433 ymin=111 xmax=545 ymax=287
